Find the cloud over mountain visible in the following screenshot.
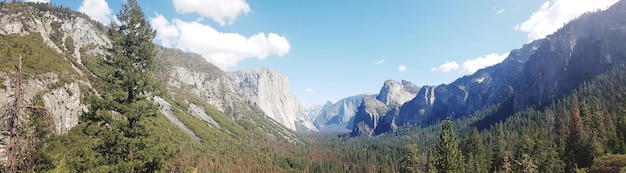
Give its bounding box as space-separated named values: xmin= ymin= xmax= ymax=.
xmin=516 ymin=0 xmax=617 ymax=41
xmin=151 ymin=14 xmax=290 ymax=70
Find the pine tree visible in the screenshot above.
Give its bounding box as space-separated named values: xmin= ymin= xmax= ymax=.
xmin=427 ymin=149 xmax=438 ymax=173
xmin=564 ymin=94 xmax=593 ymax=172
xmin=76 ymin=0 xmax=166 ymax=172
xmin=461 ymin=128 xmax=487 ymax=173
xmin=106 ymin=0 xmax=157 ymax=105
xmin=433 ymin=118 xmax=464 ymax=173
xmin=399 ymin=144 xmax=421 ymax=173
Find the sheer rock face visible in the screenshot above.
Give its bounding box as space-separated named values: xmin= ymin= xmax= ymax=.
xmin=350 ymin=97 xmax=389 ymax=136
xmin=365 ymin=1 xmax=626 ymax=135
xmin=350 ymin=80 xmax=419 ymax=136
xmin=161 ymin=50 xmax=317 ymax=132
xmin=377 ymin=80 xmax=420 ymax=107
xmin=230 ymin=67 xmax=317 ymax=132
xmin=0 ymin=73 xmax=85 ymax=134
xmin=312 ymin=95 xmax=367 ymax=132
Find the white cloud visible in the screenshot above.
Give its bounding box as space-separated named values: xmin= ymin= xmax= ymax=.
xmin=460 ymin=53 xmax=509 ymax=74
xmin=150 ymin=14 xmax=291 ymax=69
xmin=398 ymin=65 xmax=407 ymax=72
xmin=431 ymin=53 xmax=509 ymax=74
xmin=79 ymin=0 xmax=113 ymax=25
xmin=431 ymin=61 xmax=459 ymax=73
xmin=24 ymin=0 xmax=49 ymax=3
xmin=304 ymin=88 xmax=313 ymax=92
xmin=172 ymin=0 xmax=251 ymax=26
xmin=375 ymin=59 xmax=385 ymax=64
xmin=151 ymin=14 xmax=179 ymax=47
xmin=515 ymin=0 xmax=617 ymax=41
xmin=496 ymin=8 xmax=505 ymax=14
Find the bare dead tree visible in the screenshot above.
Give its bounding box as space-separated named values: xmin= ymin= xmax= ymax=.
xmin=0 ymin=55 xmax=51 ymax=172
xmin=2 ymin=55 xmax=23 ymax=173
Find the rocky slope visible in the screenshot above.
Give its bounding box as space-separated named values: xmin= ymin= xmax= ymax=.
xmin=350 ymin=80 xmax=419 ymax=136
xmin=230 ymin=67 xmax=317 ymax=132
xmin=359 ymin=0 xmax=626 ymax=135
xmin=0 ymin=4 xmax=108 ymax=134
xmin=0 ymin=3 xmax=309 ymax=155
xmin=159 ymin=47 xmax=317 ymax=132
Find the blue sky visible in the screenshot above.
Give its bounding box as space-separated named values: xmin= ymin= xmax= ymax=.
xmin=36 ymin=0 xmax=618 ymax=104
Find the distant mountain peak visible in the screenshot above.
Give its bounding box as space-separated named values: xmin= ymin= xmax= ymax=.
xmin=376 ymin=79 xmax=419 ymax=106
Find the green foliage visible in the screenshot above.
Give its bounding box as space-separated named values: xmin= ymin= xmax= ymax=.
xmin=64 ymin=36 xmax=75 ymax=52
xmin=430 ymin=118 xmax=464 ymax=173
xmin=106 ymin=0 xmax=157 ymax=104
xmin=20 ymin=93 xmax=55 ymax=172
xmin=461 ymin=128 xmax=488 ymax=173
xmin=565 ymin=94 xmax=595 ymax=171
xmin=589 ymin=154 xmax=626 ymax=173
xmin=0 ymin=34 xmax=79 ymax=82
xmin=38 ymin=0 xmax=172 ymax=172
xmin=399 ymin=144 xmax=422 ymax=173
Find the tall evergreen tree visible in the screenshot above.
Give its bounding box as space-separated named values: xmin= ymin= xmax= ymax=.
xmin=433 ymin=118 xmax=465 ymax=173
xmin=564 ymin=94 xmax=593 ymax=172
xmin=399 ymin=144 xmax=421 ymax=173
xmin=108 ymin=0 xmax=163 ymax=171
xmin=73 ymin=0 xmax=167 ymax=172
xmin=461 ymin=128 xmax=488 ymax=173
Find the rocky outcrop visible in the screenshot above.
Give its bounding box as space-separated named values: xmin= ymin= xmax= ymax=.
xmin=376 ymin=80 xmax=419 ymax=106
xmin=230 ymin=67 xmax=317 ymax=132
xmin=188 ymin=102 xmax=220 ymax=129
xmin=312 ymin=95 xmax=368 ymax=132
xmin=0 ymin=5 xmax=109 ymax=134
xmin=43 ymin=82 xmax=84 ymax=133
xmin=350 ymin=97 xmax=389 ymax=136
xmin=0 ymin=5 xmax=110 ymax=63
xmin=0 ymin=73 xmax=85 ymax=134
xmin=350 ymin=80 xmax=419 ymax=136
xmin=154 ymin=96 xmax=201 ymax=142
xmin=166 ymin=65 xmax=249 ymax=118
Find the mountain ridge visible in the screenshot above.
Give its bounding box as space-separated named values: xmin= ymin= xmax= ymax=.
xmin=351 ymin=0 xmax=626 ymax=135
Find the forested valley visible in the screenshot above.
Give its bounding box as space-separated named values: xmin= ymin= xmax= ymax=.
xmin=0 ymin=1 xmax=625 ymax=172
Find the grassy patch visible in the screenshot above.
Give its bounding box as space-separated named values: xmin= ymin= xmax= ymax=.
xmin=0 ymin=34 xmax=79 ymax=85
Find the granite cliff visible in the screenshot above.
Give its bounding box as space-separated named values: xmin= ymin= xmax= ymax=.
xmin=230 ymin=68 xmax=317 ymax=132
xmin=354 ymin=1 xmax=626 ymax=135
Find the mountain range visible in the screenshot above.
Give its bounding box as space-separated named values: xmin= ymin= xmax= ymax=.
xmin=2 ymin=0 xmax=625 ymax=139
xmin=345 ymin=0 xmax=626 ymax=135
xmin=1 ymin=1 xmax=626 ymax=171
